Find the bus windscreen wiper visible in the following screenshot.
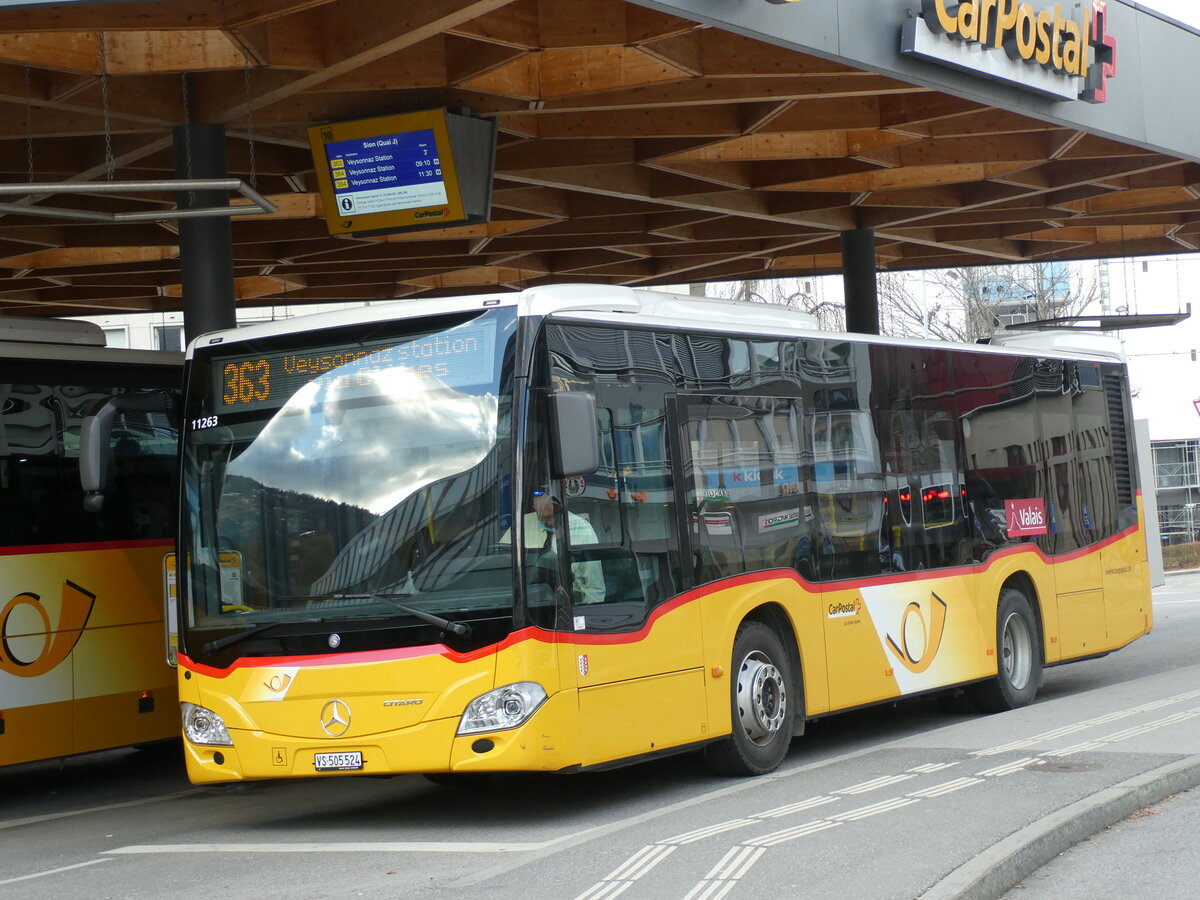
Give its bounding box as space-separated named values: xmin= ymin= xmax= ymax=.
xmin=316 ymin=593 xmax=472 ymax=638
xmin=202 ymin=618 xmax=324 ymax=654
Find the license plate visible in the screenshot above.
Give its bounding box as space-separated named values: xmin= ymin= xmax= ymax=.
xmin=314 ymin=751 xmax=363 ymax=771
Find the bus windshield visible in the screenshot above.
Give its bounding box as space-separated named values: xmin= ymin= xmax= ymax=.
xmin=180 ymin=307 xmax=517 ymax=660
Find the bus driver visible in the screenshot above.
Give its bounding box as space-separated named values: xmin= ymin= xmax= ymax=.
xmin=502 ymin=488 xmax=605 ymax=605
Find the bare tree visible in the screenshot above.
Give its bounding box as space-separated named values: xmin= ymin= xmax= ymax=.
xmin=879 ymin=262 xmax=1100 ymax=341
xmin=705 ymin=278 xmax=846 ymax=331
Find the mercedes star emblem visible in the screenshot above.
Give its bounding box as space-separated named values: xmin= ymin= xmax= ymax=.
xmin=320 ymin=699 xmax=352 ymax=737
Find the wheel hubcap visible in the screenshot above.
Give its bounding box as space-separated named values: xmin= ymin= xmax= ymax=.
xmin=1000 ymin=611 xmax=1032 ymax=691
xmin=735 ymin=650 xmax=786 ymax=745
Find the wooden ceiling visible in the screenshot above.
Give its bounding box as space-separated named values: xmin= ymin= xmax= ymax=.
xmin=0 ymin=0 xmax=1197 ymax=315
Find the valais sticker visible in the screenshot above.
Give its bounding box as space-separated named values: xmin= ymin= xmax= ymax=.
xmin=1005 ymin=498 xmax=1048 ymax=536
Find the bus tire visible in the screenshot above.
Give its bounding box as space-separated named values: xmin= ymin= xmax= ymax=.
xmin=972 ymin=587 xmax=1042 ymax=713
xmin=704 ymin=620 xmax=795 ymax=776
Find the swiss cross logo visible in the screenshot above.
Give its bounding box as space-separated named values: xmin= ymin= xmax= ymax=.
xmin=1005 ymin=498 xmax=1048 ymax=537
xmin=1082 ymin=0 xmax=1117 ymax=104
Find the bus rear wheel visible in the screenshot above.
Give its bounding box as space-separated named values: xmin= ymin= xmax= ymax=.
xmin=972 ymin=587 xmax=1042 ymax=713
xmin=704 ymin=621 xmax=795 ymax=776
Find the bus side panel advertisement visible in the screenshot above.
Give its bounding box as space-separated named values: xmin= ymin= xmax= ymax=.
xmin=1005 ymin=498 xmax=1049 ymax=536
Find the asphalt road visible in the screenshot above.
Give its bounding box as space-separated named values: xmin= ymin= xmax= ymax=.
xmin=3 ymin=571 xmax=1199 ymax=900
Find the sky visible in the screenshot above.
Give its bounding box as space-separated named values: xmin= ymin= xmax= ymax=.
xmin=1137 ymin=1 xmax=1200 ymax=28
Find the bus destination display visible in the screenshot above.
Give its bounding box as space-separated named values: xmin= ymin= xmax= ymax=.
xmin=324 ymin=129 xmax=446 ymax=218
xmin=214 ymin=319 xmax=496 ymax=414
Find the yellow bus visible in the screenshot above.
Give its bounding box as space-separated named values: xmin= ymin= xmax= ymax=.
xmin=175 ymin=286 xmax=1150 ymax=781
xmin=0 ymin=317 xmax=181 ymax=767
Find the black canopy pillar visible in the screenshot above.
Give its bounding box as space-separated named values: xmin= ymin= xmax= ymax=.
xmin=173 ymin=122 xmax=237 ymax=345
xmin=841 ymin=227 xmax=880 ymax=336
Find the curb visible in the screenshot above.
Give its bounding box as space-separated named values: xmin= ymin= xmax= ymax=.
xmin=919 ymin=755 xmax=1200 ymax=900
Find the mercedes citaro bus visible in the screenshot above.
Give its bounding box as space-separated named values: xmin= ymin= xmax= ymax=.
xmin=175 ymin=285 xmax=1150 ymax=782
xmin=0 ymin=317 xmax=180 ymax=767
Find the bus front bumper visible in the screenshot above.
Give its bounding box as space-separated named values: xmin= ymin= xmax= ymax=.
xmin=182 ymin=690 xmax=580 ymax=782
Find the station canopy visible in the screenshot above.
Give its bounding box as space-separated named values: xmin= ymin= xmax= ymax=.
xmin=0 ymin=0 xmax=1198 ymax=316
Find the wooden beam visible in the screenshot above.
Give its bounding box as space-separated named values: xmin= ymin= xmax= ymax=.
xmin=311 ymin=37 xmax=447 ymax=91
xmin=445 ymin=0 xmax=537 ymax=49
xmin=446 ymin=35 xmax=527 ymax=85
xmin=0 ymin=1 xmax=226 ymax=34
xmin=536 ymin=0 xmax=625 ymax=49
xmin=199 ymin=0 xmax=515 ymax=125
xmin=537 ymin=74 xmax=923 ymax=113
xmin=691 ymin=29 xmax=859 ymax=77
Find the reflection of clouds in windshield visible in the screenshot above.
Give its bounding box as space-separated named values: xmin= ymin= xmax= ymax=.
xmin=228 ymin=361 xmax=497 ymax=515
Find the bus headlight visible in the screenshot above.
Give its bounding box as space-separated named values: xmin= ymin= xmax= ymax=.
xmin=458 ymin=682 xmax=548 ymax=735
xmin=182 ymin=702 xmax=233 ymax=746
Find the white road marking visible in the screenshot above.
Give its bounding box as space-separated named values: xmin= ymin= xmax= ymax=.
xmin=664 ymin=820 xmax=758 ymax=845
xmin=745 ymin=820 xmax=841 ymax=847
xmin=683 ymin=879 xmax=739 ymax=900
xmin=1042 ymin=741 xmax=1104 ymax=757
xmin=908 ymin=777 xmax=983 ymax=799
xmin=609 ymin=844 xmax=676 ymax=881
xmin=0 ymin=789 xmax=204 ymax=832
xmin=832 ymin=797 xmax=920 ymax=821
xmin=108 ymin=841 xmax=553 ymax=854
xmin=973 ymin=689 xmax=1200 ymax=756
xmin=907 ymin=762 xmax=959 ymax=774
xmin=660 ymin=688 xmax=1200 ymax=898
xmin=975 ymin=757 xmax=1043 ymax=777
xmin=753 ymin=796 xmax=838 ymax=819
xmin=834 ymin=773 xmax=918 ymax=795
xmin=705 ymin=845 xmax=766 ymax=880
xmin=0 ymin=858 xmax=111 ymax=886
xmin=573 ymin=840 xmax=680 ymax=897
xmin=1045 ymin=707 xmax=1200 ymax=756
xmin=576 ymin=881 xmax=633 ymax=900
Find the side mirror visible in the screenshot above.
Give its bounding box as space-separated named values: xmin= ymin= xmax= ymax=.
xmin=79 ymin=389 xmax=179 ymax=512
xmin=80 ymin=403 xmax=119 ymax=511
xmin=550 ymin=391 xmax=599 ymax=478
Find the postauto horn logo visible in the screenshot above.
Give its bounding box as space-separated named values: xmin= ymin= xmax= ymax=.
xmin=885 ymin=592 xmax=949 ymax=675
xmin=0 ymin=581 xmax=96 ymax=677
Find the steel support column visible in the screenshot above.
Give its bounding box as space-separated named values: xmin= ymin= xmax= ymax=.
xmin=173 ymin=122 xmax=236 ymax=343
xmin=841 ymin=228 xmax=879 ymax=335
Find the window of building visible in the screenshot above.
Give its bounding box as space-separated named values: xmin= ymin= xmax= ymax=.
xmin=154 ymin=325 xmax=184 ymax=352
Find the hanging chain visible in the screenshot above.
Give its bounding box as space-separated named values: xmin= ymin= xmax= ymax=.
xmin=243 ymin=55 xmax=257 ymax=190
xmin=181 ymin=72 xmax=194 ymax=205
xmin=98 ymin=33 xmax=115 ymax=180
xmin=23 ymin=66 xmax=33 ymax=183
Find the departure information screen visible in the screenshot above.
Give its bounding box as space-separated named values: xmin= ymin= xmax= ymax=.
xmin=323 ymin=129 xmax=446 ymax=217
xmin=210 ymin=318 xmax=496 ymax=415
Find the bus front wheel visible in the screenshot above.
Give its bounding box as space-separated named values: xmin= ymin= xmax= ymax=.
xmin=704 ymin=621 xmax=795 ymax=776
xmin=972 ymin=587 xmax=1042 ymax=713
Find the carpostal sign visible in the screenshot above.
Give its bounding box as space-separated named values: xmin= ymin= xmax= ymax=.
xmin=902 ymin=0 xmax=1118 ymax=103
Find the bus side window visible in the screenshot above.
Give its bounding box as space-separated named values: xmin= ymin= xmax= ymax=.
xmin=957 ymin=353 xmax=1046 ymax=560
xmin=684 ymin=396 xmax=814 ymax=584
xmin=563 ymin=398 xmax=682 ymax=624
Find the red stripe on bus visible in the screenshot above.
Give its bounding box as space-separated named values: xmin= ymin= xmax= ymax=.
xmin=0 ymin=537 xmax=173 ymax=557
xmin=179 ymin=643 xmax=451 ymax=678
xmin=180 ymin=524 xmax=1144 ymax=670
